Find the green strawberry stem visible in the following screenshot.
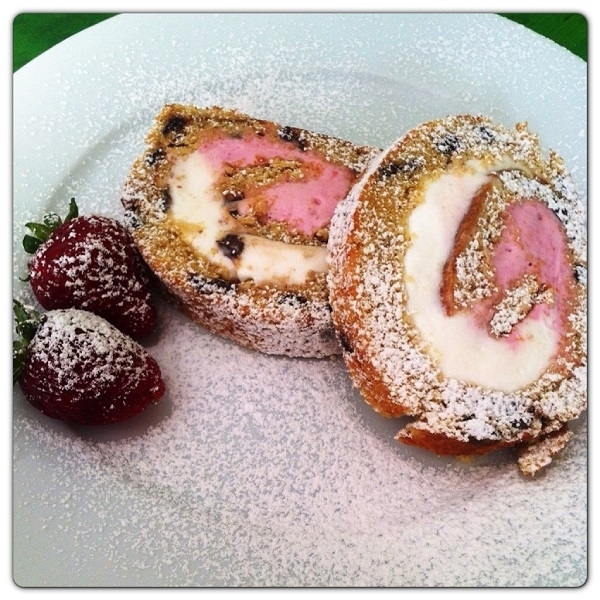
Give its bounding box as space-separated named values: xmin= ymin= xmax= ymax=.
xmin=23 ymin=198 xmax=78 ymax=254
xmin=12 ymin=300 xmax=42 ymax=384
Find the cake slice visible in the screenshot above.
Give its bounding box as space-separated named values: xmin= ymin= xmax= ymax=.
xmin=122 ymin=104 xmax=379 ymax=357
xmin=327 ymin=114 xmax=587 ymax=474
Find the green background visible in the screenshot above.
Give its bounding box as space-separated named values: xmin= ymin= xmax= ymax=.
xmin=12 ymin=12 xmax=587 ymax=73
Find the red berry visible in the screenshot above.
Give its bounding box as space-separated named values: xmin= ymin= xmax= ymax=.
xmin=24 ymin=200 xmax=156 ymax=339
xmin=16 ymin=307 xmax=165 ymax=425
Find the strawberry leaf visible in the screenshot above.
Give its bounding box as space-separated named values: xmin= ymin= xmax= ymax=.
xmin=13 ymin=298 xmax=31 ymax=323
xmin=22 ymin=234 xmax=43 ymax=254
xmin=22 ymin=199 xmax=79 ymax=255
xmin=24 ymin=221 xmax=54 ymax=242
xmin=65 ymin=197 xmax=78 ymax=221
xmin=13 ymin=339 xmax=28 ymax=384
xmin=13 ymin=300 xmax=42 ymax=384
xmin=13 ymin=300 xmax=40 ymax=343
xmin=42 ymin=213 xmax=63 ymax=229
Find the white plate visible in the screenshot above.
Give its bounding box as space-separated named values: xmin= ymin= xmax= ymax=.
xmin=13 ymin=13 xmax=587 ymax=587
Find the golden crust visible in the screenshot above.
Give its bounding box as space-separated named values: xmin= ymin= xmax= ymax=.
xmin=122 ymin=104 xmax=379 ymax=357
xmin=327 ymin=114 xmax=587 ymax=474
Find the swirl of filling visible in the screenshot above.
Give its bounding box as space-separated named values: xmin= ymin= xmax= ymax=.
xmin=404 ymin=167 xmax=576 ymax=393
xmin=122 ymin=104 xmax=379 ymax=358
xmin=327 ymin=114 xmax=587 ymax=474
xmin=168 ymin=131 xmax=357 ymax=286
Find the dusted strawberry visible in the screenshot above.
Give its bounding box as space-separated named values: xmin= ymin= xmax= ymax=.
xmin=13 ymin=301 xmax=165 ymax=425
xmin=24 ymin=199 xmax=156 ymax=339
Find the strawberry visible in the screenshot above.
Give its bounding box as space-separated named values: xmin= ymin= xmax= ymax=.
xmin=13 ymin=300 xmax=165 ymax=425
xmin=23 ymin=199 xmax=156 ymax=339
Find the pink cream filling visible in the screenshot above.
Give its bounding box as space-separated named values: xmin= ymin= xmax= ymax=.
xmin=481 ymin=199 xmax=575 ymax=346
xmin=197 ymin=134 xmax=355 ymax=236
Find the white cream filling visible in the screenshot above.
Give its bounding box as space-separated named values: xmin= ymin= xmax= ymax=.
xmin=168 ymin=151 xmax=327 ymax=286
xmin=403 ymin=162 xmax=558 ymax=393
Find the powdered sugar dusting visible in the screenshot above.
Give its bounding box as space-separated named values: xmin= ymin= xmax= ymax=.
xmin=32 ymin=309 xmax=146 ymax=391
xmin=328 ymin=115 xmax=586 ymax=462
xmin=13 ymin=301 xmax=588 ymax=586
xmin=120 ymin=104 xmax=378 ymax=358
xmin=13 ymin=13 xmax=586 ymax=587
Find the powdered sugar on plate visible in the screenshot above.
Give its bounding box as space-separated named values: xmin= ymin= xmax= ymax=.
xmin=13 ymin=299 xmax=589 ymax=586
xmin=13 ymin=13 xmax=587 ymax=587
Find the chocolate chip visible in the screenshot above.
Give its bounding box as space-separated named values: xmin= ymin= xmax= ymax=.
xmin=278 ymin=292 xmax=308 ymax=307
xmin=145 ymin=148 xmax=165 ymax=167
xmin=458 ymin=413 xmax=475 ymax=423
xmin=378 ymin=162 xmax=401 ymax=178
xmin=338 ymin=331 xmax=354 ymax=354
xmin=377 ymin=157 xmax=423 ymax=180
xmin=162 ymin=115 xmax=188 ymax=136
xmin=510 ymin=417 xmax=532 ymax=430
xmin=278 ymin=126 xmax=295 ymax=142
xmin=189 ymin=273 xmax=234 ymax=294
xmin=551 ymin=205 xmax=569 ymax=220
xmin=436 ymin=134 xmax=461 ymax=156
xmin=278 ymin=126 xmax=308 ymax=151
xmin=476 ymin=125 xmax=496 ymax=143
xmin=159 ymin=189 xmax=172 ymax=213
xmin=573 ymin=264 xmax=585 ymax=283
xmin=216 ymin=234 xmax=245 ymax=259
xmin=123 ymin=210 xmax=142 ymax=230
xmin=222 ymin=189 xmax=246 ymax=202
